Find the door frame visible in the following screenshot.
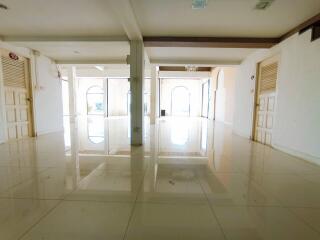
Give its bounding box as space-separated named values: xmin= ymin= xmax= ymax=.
xmin=201 ymin=79 xmax=210 ymax=118
xmin=251 ymin=55 xmax=280 ymax=143
xmin=0 ymin=48 xmax=36 ymax=142
xmin=213 ymin=69 xmax=224 ymax=121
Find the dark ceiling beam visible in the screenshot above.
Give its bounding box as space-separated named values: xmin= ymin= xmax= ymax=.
xmin=144 ymin=12 xmax=320 ymax=49
xmin=280 ymin=13 xmax=320 ymax=41
xmin=159 ymin=66 xmax=212 ymax=72
xmin=143 ymin=36 xmax=280 ymax=48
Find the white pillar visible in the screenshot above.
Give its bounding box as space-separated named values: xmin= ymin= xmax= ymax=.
xmin=150 ymin=65 xmax=158 ymax=124
xmin=67 ymin=66 xmax=77 ymax=123
xmin=130 ymin=40 xmax=144 ymax=145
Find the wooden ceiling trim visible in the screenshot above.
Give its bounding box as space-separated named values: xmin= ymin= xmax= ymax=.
xmin=159 ymin=66 xmax=212 ymax=72
xmin=280 ymin=12 xmax=320 ymax=41
xmin=143 ymin=36 xmax=280 ymax=48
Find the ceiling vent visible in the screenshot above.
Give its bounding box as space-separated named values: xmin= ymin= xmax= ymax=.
xmin=192 ymin=0 xmax=207 ymax=9
xmin=255 ymin=0 xmax=274 ymax=10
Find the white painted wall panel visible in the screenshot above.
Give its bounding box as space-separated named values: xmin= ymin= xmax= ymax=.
xmin=272 ymin=30 xmax=320 ymax=159
xmin=34 ymin=55 xmax=63 ymax=135
xmin=233 ymin=30 xmax=320 ymax=162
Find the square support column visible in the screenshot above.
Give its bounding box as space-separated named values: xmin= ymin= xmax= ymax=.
xmin=67 ymin=66 xmax=77 ymax=123
xmin=130 ymin=40 xmax=145 ymax=145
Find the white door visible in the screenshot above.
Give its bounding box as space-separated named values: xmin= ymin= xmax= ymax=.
xmin=254 ymin=56 xmax=279 ymax=146
xmin=1 ymin=50 xmax=34 ymax=140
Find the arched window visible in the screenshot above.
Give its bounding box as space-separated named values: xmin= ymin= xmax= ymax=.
xmin=86 ymin=86 xmax=104 ymax=115
xmin=171 ymin=86 xmax=191 ymax=116
xmin=217 ymin=69 xmax=225 ymax=89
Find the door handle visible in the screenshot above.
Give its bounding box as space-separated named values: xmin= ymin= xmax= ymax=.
xmin=26 ymin=98 xmax=32 ymax=102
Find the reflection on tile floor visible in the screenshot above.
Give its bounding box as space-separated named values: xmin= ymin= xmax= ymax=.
xmin=0 ymin=116 xmax=320 ymax=239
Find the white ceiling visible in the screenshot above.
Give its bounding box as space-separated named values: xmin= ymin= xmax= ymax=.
xmin=11 ymin=41 xmax=130 ymax=63
xmin=146 ymin=47 xmax=257 ymax=65
xmin=132 ymin=0 xmax=320 ymax=38
xmin=1 ymin=0 xmax=319 ymax=38
xmin=0 ymin=0 xmax=124 ymax=36
xmin=0 ymin=0 xmax=319 ymax=64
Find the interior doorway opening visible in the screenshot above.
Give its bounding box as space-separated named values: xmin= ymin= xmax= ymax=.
xmin=171 ymin=86 xmax=191 ymax=116
xmin=159 ymin=77 xmax=209 ymax=118
xmin=201 ymin=80 xmax=210 ymax=118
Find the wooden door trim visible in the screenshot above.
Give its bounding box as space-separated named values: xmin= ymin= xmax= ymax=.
xmin=251 ymin=64 xmax=260 ymax=141
xmin=25 ymin=57 xmax=35 ymax=137
xmin=0 ymin=49 xmax=8 ymax=142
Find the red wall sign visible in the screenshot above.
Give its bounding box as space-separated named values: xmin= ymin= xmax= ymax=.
xmin=9 ymin=52 xmax=19 ymax=61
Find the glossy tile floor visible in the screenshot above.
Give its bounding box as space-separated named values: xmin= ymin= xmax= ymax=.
xmin=1 ymin=116 xmax=320 ymax=240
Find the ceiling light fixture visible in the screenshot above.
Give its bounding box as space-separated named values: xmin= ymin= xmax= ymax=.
xmin=185 ymin=65 xmax=198 ymax=72
xmin=0 ymin=3 xmax=8 ymax=10
xmin=255 ymin=0 xmax=274 ymax=10
xmin=95 ymin=66 xmax=104 ymax=72
xmin=192 ymin=0 xmax=207 ymax=9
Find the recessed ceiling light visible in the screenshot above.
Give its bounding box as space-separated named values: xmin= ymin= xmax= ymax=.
xmin=192 ymin=0 xmax=207 ymax=9
xmin=0 ymin=3 xmax=8 ymax=10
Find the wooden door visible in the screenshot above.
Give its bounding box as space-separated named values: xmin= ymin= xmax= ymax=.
xmin=1 ymin=49 xmax=34 ymax=140
xmin=254 ymin=56 xmax=278 ymax=145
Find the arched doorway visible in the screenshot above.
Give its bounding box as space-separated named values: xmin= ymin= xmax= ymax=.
xmin=215 ymin=70 xmax=225 ymax=121
xmin=171 ymin=86 xmax=191 ymax=116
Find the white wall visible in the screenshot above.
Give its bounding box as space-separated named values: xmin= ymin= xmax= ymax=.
xmin=108 ymin=78 xmax=130 ymax=116
xmin=224 ymin=68 xmax=237 ymax=124
xmin=233 ymin=30 xmax=320 ymax=163
xmin=33 ymin=55 xmax=64 ymax=135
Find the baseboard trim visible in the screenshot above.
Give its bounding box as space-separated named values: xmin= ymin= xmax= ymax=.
xmin=272 ymin=143 xmax=320 ymax=166
xmin=36 ymin=128 xmax=64 ymax=136
xmin=232 ymin=129 xmax=251 ymax=139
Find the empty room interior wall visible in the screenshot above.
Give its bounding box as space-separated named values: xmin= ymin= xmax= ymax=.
xmin=108 ymin=78 xmax=130 ymax=116
xmin=233 ymin=29 xmax=320 ymax=164
xmin=33 ymin=55 xmax=63 ymax=135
